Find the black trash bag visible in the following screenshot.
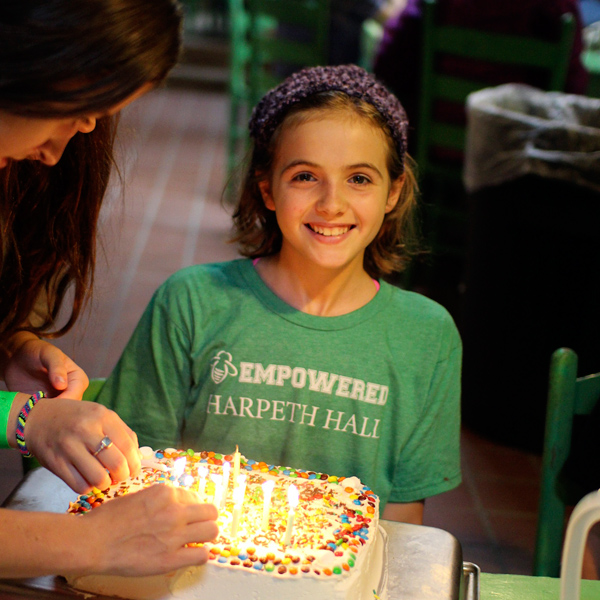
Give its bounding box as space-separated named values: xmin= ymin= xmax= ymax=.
xmin=461 ymin=84 xmax=600 ymax=452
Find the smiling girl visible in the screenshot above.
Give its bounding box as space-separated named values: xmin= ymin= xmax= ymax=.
xmin=98 ymin=65 xmax=462 ymax=525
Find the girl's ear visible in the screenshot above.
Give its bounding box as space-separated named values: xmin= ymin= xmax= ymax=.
xmin=385 ymin=175 xmax=404 ymax=213
xmin=258 ymin=178 xmax=276 ymax=211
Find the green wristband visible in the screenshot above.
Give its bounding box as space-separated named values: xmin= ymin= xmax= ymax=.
xmin=0 ymin=390 xmax=18 ymax=449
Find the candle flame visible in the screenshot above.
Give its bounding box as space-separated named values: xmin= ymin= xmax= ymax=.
xmin=262 ymin=479 xmax=275 ymax=498
xmin=173 ymin=457 xmax=187 ymax=478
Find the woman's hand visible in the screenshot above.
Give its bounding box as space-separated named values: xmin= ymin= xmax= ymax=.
xmin=80 ymin=486 xmax=219 ymax=577
xmin=22 ymin=397 xmax=141 ymax=493
xmin=0 ymin=489 xmax=219 ymax=579
xmin=3 ymin=332 xmax=89 ymax=399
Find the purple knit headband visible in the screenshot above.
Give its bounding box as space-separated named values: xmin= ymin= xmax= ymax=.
xmin=249 ymin=64 xmax=408 ymax=165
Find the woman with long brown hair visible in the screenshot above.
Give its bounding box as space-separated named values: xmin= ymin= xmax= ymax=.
xmin=0 ymin=0 xmax=217 ymax=577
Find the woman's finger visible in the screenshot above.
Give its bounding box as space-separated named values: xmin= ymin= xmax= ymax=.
xmin=102 ymin=416 xmax=141 ymax=476
xmin=91 ymin=441 xmax=131 ymax=484
xmin=182 ymin=520 xmax=219 ymax=546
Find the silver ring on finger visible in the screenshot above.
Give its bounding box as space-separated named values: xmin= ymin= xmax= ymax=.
xmin=92 ymin=436 xmax=113 ymax=457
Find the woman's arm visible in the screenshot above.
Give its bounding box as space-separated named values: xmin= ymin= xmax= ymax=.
xmin=0 ymin=485 xmax=219 ymax=578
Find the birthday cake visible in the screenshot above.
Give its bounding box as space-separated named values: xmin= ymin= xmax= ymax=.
xmin=66 ymin=447 xmax=387 ymax=600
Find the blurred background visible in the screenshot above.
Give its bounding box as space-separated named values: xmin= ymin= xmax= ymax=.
xmin=3 ymin=0 xmax=600 ymax=578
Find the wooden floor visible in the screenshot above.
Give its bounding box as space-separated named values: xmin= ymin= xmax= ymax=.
xmin=0 ymin=84 xmax=547 ymax=576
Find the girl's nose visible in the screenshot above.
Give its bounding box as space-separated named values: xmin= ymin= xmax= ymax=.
xmin=77 ymin=116 xmax=96 ymax=134
xmin=316 ymin=182 xmax=345 ymax=215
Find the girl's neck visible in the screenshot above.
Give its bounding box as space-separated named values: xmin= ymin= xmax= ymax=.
xmin=254 ymin=254 xmax=378 ymax=317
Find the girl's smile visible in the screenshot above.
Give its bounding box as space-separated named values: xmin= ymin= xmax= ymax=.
xmin=306 ymin=222 xmax=355 ymax=239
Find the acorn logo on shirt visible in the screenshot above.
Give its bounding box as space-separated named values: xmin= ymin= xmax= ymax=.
xmin=210 ymin=351 xmax=238 ymax=384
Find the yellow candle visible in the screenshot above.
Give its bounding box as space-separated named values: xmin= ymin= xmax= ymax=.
xmin=221 ymin=461 xmax=231 ymax=509
xmin=230 ymin=474 xmax=247 ymax=538
xmin=210 ymin=473 xmax=223 ymax=508
xmin=283 ymin=484 xmax=299 ymax=546
xmin=197 ymin=465 xmax=208 ymax=497
xmin=261 ymin=480 xmax=275 ymax=530
xmin=172 ymin=456 xmax=187 ymax=486
xmin=233 ymin=445 xmax=241 ymax=484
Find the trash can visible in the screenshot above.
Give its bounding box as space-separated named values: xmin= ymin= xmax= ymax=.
xmin=461 ymin=83 xmax=600 ymax=452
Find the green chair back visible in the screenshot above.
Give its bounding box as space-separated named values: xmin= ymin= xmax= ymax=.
xmin=417 ymin=0 xmax=576 ymax=181
xmin=226 ymin=0 xmax=254 ymax=179
xmin=409 ymin=0 xmax=576 ymax=287
xmin=225 ymin=0 xmax=330 ymax=183
xmin=247 ymin=0 xmax=330 ymax=106
xmin=533 ymin=348 xmax=600 ymax=577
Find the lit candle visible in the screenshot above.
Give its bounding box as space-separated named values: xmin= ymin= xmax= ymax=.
xmin=261 ymin=480 xmax=275 ymax=531
xmin=230 ymin=474 xmax=247 ymax=538
xmin=197 ymin=465 xmax=208 ymax=497
xmin=283 ymin=484 xmax=299 ymax=546
xmin=172 ymin=456 xmax=187 ymax=486
xmin=211 ymin=473 xmax=222 ymax=508
xmin=237 ymin=473 xmax=247 ymax=497
xmin=233 ymin=446 xmax=241 ymax=484
xmin=221 ymin=461 xmax=231 ymax=509
xmin=182 ymin=474 xmax=194 ymax=487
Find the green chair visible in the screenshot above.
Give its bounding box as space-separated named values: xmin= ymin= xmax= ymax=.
xmin=533 ymin=348 xmax=600 ymax=577
xmin=225 ymin=0 xmax=330 ymax=182
xmin=417 ymin=0 xmax=575 ymax=182
xmin=247 ymin=0 xmax=330 ymax=106
xmin=414 ymin=0 xmax=576 ymax=267
xmin=226 ymin=0 xmax=254 ymax=180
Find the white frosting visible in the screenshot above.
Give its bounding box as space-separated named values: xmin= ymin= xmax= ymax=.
xmin=67 ymin=531 xmax=387 ymax=600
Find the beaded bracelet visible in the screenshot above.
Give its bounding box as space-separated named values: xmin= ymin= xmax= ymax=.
xmin=15 ymin=391 xmax=45 ymax=457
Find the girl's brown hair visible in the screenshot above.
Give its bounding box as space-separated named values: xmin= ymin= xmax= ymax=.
xmin=231 ymin=92 xmax=420 ymax=280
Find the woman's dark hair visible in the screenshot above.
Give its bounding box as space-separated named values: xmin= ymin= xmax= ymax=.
xmin=0 ymin=0 xmax=182 ymax=341
xmin=231 ymin=92 xmax=420 ymax=280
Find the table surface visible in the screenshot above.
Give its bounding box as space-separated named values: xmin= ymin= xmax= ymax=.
xmin=1 ymin=467 xmax=471 ymax=600
xmin=480 ymin=573 xmax=600 ymax=600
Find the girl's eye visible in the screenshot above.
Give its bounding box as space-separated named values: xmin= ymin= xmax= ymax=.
xmin=292 ymin=172 xmax=315 ymax=182
xmin=349 ymin=174 xmax=371 ymax=185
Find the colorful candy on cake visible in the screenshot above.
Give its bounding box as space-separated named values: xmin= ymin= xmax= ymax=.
xmin=66 ymin=447 xmax=387 ymax=600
